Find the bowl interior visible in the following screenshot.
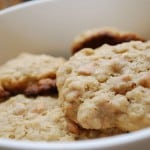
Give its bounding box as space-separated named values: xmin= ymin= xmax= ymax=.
xmin=0 ymin=0 xmax=150 ymax=150
xmin=0 ymin=0 xmax=150 ymax=64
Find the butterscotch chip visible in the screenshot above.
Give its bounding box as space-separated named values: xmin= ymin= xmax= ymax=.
xmin=0 ymin=95 xmax=76 ymax=141
xmin=72 ymin=27 xmax=145 ymax=54
xmin=0 ymin=53 xmax=65 ymax=100
xmin=57 ymin=41 xmax=150 ymax=131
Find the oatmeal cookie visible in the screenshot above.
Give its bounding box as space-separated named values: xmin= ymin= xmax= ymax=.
xmin=0 ymin=53 xmax=65 ymax=99
xmin=72 ymin=27 xmax=145 ymax=54
xmin=0 ymin=95 xmax=124 ymax=141
xmin=78 ymin=127 xmax=125 ymax=140
xmin=57 ymin=41 xmax=150 ymax=131
xmin=0 ymin=95 xmax=76 ymax=141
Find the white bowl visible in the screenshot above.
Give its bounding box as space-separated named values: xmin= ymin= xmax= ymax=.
xmin=0 ymin=0 xmax=150 ymax=149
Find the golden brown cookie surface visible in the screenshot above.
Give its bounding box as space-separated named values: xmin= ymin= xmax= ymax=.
xmin=0 ymin=94 xmax=124 ymax=141
xmin=0 ymin=95 xmax=76 ymax=141
xmin=57 ymin=41 xmax=150 ymax=131
xmin=0 ymin=53 xmax=65 ymax=100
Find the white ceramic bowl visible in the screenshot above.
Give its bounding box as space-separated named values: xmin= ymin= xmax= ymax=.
xmin=0 ymin=0 xmax=150 ymax=149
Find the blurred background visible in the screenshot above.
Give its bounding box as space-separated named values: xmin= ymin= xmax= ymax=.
xmin=0 ymin=0 xmax=31 ymax=9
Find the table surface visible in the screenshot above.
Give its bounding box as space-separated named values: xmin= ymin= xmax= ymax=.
xmin=0 ymin=0 xmax=31 ymax=10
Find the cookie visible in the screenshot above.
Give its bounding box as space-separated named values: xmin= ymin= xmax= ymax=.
xmin=57 ymin=41 xmax=150 ymax=131
xmin=0 ymin=94 xmax=125 ymax=141
xmin=0 ymin=53 xmax=65 ymax=100
xmin=72 ymin=27 xmax=145 ymax=54
xmin=78 ymin=127 xmax=125 ymax=140
xmin=0 ymin=95 xmax=76 ymax=141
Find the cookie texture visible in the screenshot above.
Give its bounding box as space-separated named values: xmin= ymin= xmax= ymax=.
xmin=0 ymin=95 xmax=76 ymax=141
xmin=0 ymin=53 xmax=65 ymax=99
xmin=0 ymin=94 xmax=123 ymax=141
xmin=72 ymin=27 xmax=145 ymax=54
xmin=57 ymin=41 xmax=150 ymax=131
xmin=77 ymin=127 xmax=124 ymax=140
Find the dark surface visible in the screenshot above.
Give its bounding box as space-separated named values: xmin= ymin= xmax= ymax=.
xmin=72 ymin=31 xmax=145 ymax=54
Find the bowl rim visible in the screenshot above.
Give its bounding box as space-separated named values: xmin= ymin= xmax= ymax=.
xmin=0 ymin=0 xmax=55 ymax=15
xmin=0 ymin=0 xmax=150 ymax=149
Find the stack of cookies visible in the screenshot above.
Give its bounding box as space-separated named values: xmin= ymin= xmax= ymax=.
xmin=0 ymin=28 xmax=149 ymax=141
